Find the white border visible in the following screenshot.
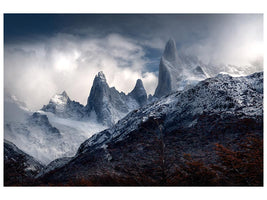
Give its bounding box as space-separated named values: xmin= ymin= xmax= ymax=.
xmin=0 ymin=1 xmax=266 ymax=200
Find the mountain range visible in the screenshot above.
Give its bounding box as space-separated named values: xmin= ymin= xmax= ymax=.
xmin=4 ymin=39 xmax=263 ymax=186
xmin=4 ymin=38 xmax=209 ymax=164
xmin=37 ymin=71 xmax=263 ymax=185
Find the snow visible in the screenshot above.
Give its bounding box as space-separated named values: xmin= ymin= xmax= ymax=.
xmin=79 ymin=72 xmax=263 ymax=153
xmin=4 ymin=64 xmax=262 ymax=167
xmin=4 ymin=103 xmax=107 ymax=164
xmin=51 ymin=94 xmax=68 ymax=105
xmin=126 ymin=97 xmax=139 ymax=110
xmin=50 ymin=93 xmax=68 ymax=112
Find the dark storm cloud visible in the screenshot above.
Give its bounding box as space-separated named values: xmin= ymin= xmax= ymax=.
xmin=5 ymin=14 xmax=262 ymax=43
xmin=5 ymin=14 xmax=263 ymax=66
xmin=5 ymin=14 xmax=263 ymax=62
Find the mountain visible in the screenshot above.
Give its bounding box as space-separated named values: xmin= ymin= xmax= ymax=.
xmin=4 ymin=38 xmax=263 ymax=185
xmin=4 ymin=93 xmax=106 ymax=165
xmin=42 ymin=91 xmax=85 ymax=119
xmin=5 ymin=70 xmax=149 ymax=164
xmin=85 ymin=71 xmax=147 ymax=126
xmin=40 ymin=72 xmax=148 ymax=127
xmin=39 ymin=72 xmax=263 ymax=185
xmin=4 ymin=71 xmax=148 ymax=164
xmin=154 ymin=38 xmax=208 ymax=98
xmin=4 ymin=140 xmax=44 ymax=186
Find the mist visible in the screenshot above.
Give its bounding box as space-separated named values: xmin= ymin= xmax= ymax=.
xmin=4 ymin=33 xmax=158 ymax=110
xmin=4 ymin=14 xmax=263 ymax=110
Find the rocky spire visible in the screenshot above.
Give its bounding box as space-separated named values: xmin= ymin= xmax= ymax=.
xmin=85 ymin=71 xmax=129 ymax=126
xmin=154 ymin=38 xmax=180 ymax=98
xmin=128 ymin=79 xmax=147 ymax=107
xmin=86 ymin=71 xmax=110 ymax=114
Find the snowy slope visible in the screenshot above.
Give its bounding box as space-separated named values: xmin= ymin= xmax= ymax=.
xmin=4 ymin=94 xmax=106 ymax=164
xmin=78 ymin=71 xmax=263 ymax=153
xmin=39 ymin=71 xmax=263 ymax=184
xmin=4 ymin=71 xmax=148 ymax=164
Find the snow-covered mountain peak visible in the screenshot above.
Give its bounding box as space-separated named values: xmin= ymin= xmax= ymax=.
xmin=42 ymin=90 xmax=85 ymax=120
xmin=50 ymin=91 xmax=70 ymax=106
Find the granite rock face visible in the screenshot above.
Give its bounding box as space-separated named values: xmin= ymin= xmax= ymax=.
xmin=85 ymin=71 xmax=130 ymax=126
xmin=154 ymin=39 xmax=208 ymax=98
xmin=85 ymin=71 xmax=147 ymax=126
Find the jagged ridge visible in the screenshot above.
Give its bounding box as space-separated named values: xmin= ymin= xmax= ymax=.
xmin=85 ymin=71 xmax=147 ymax=126
xmin=39 ymin=72 xmax=263 ymax=184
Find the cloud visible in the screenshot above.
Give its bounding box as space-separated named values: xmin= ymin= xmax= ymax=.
xmin=4 ymin=14 xmax=263 ymax=110
xmin=4 ymin=33 xmax=157 ymax=110
xmin=176 ymin=14 xmax=263 ymax=69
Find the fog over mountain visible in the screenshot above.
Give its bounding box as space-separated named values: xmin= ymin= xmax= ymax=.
xmin=4 ymin=14 xmax=263 ymax=110
xmin=4 ymin=14 xmax=263 ymax=186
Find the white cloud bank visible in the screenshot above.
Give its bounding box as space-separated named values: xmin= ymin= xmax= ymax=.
xmin=4 ymin=14 xmax=263 ymax=110
xmin=4 ymin=33 xmax=158 ymax=110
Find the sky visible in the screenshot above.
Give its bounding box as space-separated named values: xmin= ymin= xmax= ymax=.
xmin=4 ymin=14 xmax=263 ymax=110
